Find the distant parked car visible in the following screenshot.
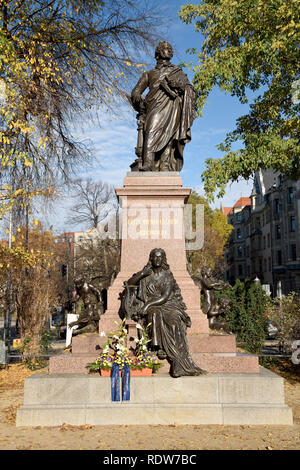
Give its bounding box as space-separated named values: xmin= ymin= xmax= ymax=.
xmin=266 ymin=321 xmax=279 ymax=340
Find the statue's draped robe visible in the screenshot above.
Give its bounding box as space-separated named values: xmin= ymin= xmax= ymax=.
xmin=131 ymin=64 xmax=196 ymax=171
xmin=137 ymin=270 xmax=202 ymax=377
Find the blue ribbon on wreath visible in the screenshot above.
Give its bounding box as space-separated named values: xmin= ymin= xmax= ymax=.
xmin=122 ymin=364 xmax=130 ymax=401
xmin=111 ymin=363 xmax=120 ymax=402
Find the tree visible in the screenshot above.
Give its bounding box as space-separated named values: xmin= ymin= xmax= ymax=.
xmin=180 ymin=1 xmax=300 ymax=200
xmin=265 ymin=292 xmax=300 ymax=354
xmin=73 ymin=237 xmax=120 ymax=295
xmin=0 ymin=0 xmax=161 ymax=181
xmin=64 ymin=177 xmax=120 ymax=299
xmin=0 ymin=0 xmax=163 ymax=248
xmin=66 ymin=178 xmax=118 ymax=229
xmin=1 ymin=220 xmax=60 ymax=356
xmin=186 ymin=190 xmax=233 ymax=276
xmin=0 ymin=1 xmax=162 ymax=347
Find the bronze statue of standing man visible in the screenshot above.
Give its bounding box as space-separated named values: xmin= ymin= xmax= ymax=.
xmin=130 ymin=41 xmax=196 ymax=172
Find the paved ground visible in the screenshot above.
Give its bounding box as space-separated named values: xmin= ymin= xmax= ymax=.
xmin=0 ymin=363 xmax=299 ymax=451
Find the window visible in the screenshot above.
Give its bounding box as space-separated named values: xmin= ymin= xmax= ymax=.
xmin=275 ymin=225 xmax=281 ymax=240
xmin=237 ymin=246 xmax=243 ymax=258
xmin=258 ymin=236 xmax=262 ymax=249
xmin=291 ymin=244 xmax=297 ymax=261
xmin=274 ymin=199 xmax=280 ymax=214
xmin=263 ymin=236 xmax=266 ymax=250
xmin=238 ymin=265 xmax=243 ymax=277
xmin=268 ymin=257 xmax=271 ymax=271
xmin=288 ymin=188 xmax=295 ymax=205
xmin=237 ymin=228 xmax=242 ymax=240
xmin=290 ymin=216 xmax=295 ymax=232
xmin=267 ymin=233 xmax=270 ymax=248
xmin=277 ymin=250 xmax=282 ymax=265
xmin=237 ymin=212 xmax=242 ymax=222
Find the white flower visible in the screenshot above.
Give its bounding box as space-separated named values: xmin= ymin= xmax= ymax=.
xmin=136 ymin=323 xmax=143 ymax=330
xmin=100 ymin=331 xmax=106 ymax=337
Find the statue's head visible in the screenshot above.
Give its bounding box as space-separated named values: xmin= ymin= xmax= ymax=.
xmin=147 ymin=248 xmax=169 ymax=271
xmin=201 ymin=266 xmax=212 ymax=277
xmin=155 ymin=41 xmax=173 ymax=61
xmin=219 ymin=296 xmax=231 ymax=308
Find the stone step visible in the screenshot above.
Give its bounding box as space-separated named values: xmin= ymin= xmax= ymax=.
xmin=17 ymin=403 xmax=293 ymax=427
xmin=49 ymin=352 xmax=259 ymax=375
xmin=71 ymin=334 xmax=105 ymax=354
xmin=187 ymin=334 xmax=237 ymax=353
xmin=49 ymin=354 xmax=98 ymax=374
xmin=16 ymin=369 xmax=293 ymax=426
xmin=192 ymin=353 xmax=259 ymax=374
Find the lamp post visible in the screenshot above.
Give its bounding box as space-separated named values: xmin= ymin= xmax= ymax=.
xmin=4 ymin=211 xmax=12 ymax=370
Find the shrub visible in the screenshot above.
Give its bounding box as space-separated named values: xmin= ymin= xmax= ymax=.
xmin=265 ymin=293 xmax=300 ymax=354
xmin=222 ymin=279 xmax=268 ymax=354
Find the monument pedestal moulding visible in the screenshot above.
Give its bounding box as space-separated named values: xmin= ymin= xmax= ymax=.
xmin=17 ymin=41 xmax=293 ymax=426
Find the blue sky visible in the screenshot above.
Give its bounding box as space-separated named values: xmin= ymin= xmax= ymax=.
xmin=45 ymin=1 xmax=254 ymax=233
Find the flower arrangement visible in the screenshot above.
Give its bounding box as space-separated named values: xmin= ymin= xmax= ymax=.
xmin=87 ymin=320 xmax=162 ymax=373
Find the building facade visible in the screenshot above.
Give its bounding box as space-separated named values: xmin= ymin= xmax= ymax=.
xmin=224 ymin=170 xmax=300 ymax=297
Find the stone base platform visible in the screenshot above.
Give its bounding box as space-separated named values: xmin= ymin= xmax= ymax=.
xmin=16 ymin=368 xmax=293 ymax=427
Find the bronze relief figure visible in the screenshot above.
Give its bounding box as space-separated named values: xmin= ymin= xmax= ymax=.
xmin=125 ymin=248 xmax=206 ymax=378
xmin=130 ymin=41 xmax=196 ymax=172
xmin=196 ymin=266 xmax=233 ymax=331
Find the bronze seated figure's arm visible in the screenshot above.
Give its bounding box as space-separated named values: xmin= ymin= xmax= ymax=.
xmin=139 ymin=283 xmax=173 ymax=317
xmin=127 ymin=265 xmax=152 ymax=286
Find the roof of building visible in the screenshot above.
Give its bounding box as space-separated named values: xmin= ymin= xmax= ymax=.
xmin=223 ymin=207 xmax=233 ymax=216
xmin=233 ymin=197 xmax=251 ymax=208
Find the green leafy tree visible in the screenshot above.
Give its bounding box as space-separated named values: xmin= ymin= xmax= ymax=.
xmin=180 ymin=1 xmax=300 ymax=200
xmin=186 ymin=190 xmax=233 ymax=275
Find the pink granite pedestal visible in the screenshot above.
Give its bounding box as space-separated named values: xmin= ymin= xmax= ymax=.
xmin=49 ymin=173 xmax=259 ymax=375
xmin=101 ymin=172 xmax=208 ymax=335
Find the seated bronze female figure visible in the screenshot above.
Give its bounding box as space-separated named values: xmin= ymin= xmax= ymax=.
xmin=126 ymin=248 xmax=206 ymax=378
